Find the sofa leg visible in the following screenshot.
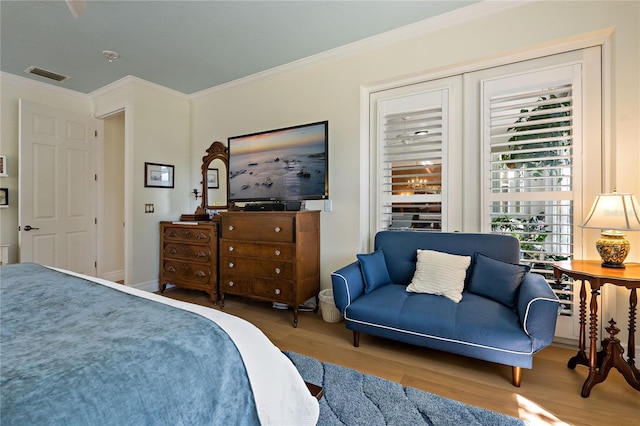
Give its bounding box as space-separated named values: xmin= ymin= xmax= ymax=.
xmin=512 ymin=366 xmax=522 ymax=387
xmin=353 ymin=331 xmax=360 ymax=347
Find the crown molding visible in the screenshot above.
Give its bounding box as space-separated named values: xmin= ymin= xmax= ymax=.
xmin=0 ymin=71 xmax=90 ymax=100
xmin=89 ymin=75 xmax=188 ymax=100
xmin=189 ymin=1 xmax=530 ymax=99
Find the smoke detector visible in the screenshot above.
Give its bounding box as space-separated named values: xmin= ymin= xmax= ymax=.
xmin=102 ymin=50 xmax=119 ymax=62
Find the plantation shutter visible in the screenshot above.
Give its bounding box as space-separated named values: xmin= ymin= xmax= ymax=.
xmin=483 ymin=64 xmax=582 ymax=319
xmin=376 ymin=89 xmax=448 ymax=232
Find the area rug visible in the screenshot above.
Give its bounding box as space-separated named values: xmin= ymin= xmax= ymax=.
xmin=283 ymin=351 xmax=526 ymax=426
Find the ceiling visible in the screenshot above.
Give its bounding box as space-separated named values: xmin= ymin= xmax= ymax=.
xmin=0 ymin=0 xmax=478 ymax=95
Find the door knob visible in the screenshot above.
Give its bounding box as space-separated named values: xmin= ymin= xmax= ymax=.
xmin=23 ymin=225 xmax=40 ymax=231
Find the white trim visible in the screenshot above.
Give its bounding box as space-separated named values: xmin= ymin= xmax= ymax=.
xmin=88 ymin=75 xmax=187 ymax=100
xmin=1 ymin=71 xmax=90 ymax=99
xmin=361 ymin=28 xmax=613 ymax=257
xmin=521 ymin=297 xmax=562 ymax=337
xmin=189 ymin=1 xmax=529 ymax=100
xmin=345 ymin=316 xmax=535 ymax=357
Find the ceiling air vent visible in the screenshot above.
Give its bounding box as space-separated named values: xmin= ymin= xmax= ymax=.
xmin=24 ymin=66 xmax=69 ymax=83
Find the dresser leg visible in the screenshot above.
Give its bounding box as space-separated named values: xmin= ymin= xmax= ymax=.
xmin=293 ymin=308 xmax=299 ymax=328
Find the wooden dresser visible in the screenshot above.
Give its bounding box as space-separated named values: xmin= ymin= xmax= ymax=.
xmin=219 ymin=210 xmax=320 ymax=327
xmin=159 ymin=221 xmax=218 ymax=302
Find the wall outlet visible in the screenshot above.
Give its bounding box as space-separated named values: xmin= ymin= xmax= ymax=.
xmin=144 ymin=203 xmax=154 ymax=213
xmin=324 ymin=199 xmax=332 ymax=212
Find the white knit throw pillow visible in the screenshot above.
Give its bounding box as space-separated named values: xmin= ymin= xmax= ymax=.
xmin=406 ymin=249 xmax=471 ymax=303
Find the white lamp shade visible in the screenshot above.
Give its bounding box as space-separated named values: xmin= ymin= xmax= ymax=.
xmin=581 ymin=192 xmax=640 ymax=231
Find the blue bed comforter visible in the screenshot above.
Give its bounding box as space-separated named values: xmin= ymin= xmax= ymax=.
xmin=0 ymin=263 xmax=259 ymax=425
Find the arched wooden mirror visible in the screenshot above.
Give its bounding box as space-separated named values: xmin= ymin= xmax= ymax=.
xmin=200 ymin=141 xmax=229 ymax=211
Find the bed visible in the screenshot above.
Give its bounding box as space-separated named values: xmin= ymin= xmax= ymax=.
xmin=0 ymin=263 xmax=319 ymax=425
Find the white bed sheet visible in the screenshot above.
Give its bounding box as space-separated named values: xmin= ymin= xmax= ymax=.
xmin=51 ymin=267 xmax=320 ymax=426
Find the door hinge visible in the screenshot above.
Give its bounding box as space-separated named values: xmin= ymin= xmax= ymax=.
xmin=95 ymin=218 xmax=97 ymax=225
xmin=95 ymin=261 xmax=97 ymax=268
xmin=95 ymin=174 xmax=97 ymax=181
xmin=94 ymin=130 xmax=98 ymax=138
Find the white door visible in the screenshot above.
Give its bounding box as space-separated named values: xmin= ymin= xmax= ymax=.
xmin=19 ymin=99 xmax=97 ymax=275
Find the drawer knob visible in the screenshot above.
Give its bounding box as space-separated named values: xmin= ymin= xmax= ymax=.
xmin=169 ymin=247 xmax=177 ymax=254
xmin=195 ymin=251 xmax=207 ymax=258
xmin=195 ymin=270 xmax=207 ymax=277
xmin=168 ymin=231 xmax=178 ymax=237
xmin=196 ymin=233 xmax=207 ymax=240
xmin=275 ymin=267 xmax=281 ymax=274
xmin=228 ymin=246 xmax=234 ymax=252
xmin=274 ymin=288 xmax=281 ymax=295
xmin=228 ymin=281 xmax=234 ymax=287
xmin=274 ymin=226 xmax=281 ymax=233
xmin=229 ymin=262 xmax=234 ymax=268
xmin=167 ymin=266 xmax=176 ymax=273
xmin=228 ymin=225 xmax=234 ymax=231
xmin=274 ymin=249 xmax=281 ymax=256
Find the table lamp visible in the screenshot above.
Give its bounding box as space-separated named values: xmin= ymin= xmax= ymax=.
xmin=580 ymin=190 xmax=640 ymax=268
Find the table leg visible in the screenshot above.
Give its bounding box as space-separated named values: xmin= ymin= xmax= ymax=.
xmin=568 ymin=279 xmax=589 ymax=369
xmin=629 ymin=288 xmax=637 ymax=366
xmin=582 ymin=319 xmax=640 ymax=397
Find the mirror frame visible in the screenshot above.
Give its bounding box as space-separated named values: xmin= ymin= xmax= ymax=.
xmin=201 ymin=141 xmax=229 ymax=211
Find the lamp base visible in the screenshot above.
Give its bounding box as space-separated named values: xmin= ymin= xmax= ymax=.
xmin=596 ymin=231 xmax=630 ymax=268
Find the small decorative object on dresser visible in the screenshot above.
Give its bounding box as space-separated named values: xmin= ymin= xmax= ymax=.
xmin=159 ymin=220 xmax=218 ymax=302
xmin=219 ymin=210 xmax=320 ymax=327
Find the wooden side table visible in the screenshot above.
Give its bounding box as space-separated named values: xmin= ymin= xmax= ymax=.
xmin=553 ymin=260 xmax=640 ymax=397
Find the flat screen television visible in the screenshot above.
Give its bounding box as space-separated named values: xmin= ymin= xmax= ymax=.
xmin=228 ymin=121 xmax=328 ymax=203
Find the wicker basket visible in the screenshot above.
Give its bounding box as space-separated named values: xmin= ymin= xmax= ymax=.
xmin=319 ymin=289 xmax=343 ymax=323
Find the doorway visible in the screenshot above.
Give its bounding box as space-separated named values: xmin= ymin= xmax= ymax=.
xmin=99 ymin=111 xmax=125 ymax=282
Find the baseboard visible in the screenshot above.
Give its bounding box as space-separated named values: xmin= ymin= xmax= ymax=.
xmin=102 ymin=269 xmax=124 ymax=282
xmin=131 ymin=279 xmax=158 ymax=293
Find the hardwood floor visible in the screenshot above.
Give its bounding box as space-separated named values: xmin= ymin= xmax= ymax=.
xmin=160 ymin=288 xmax=639 ymax=426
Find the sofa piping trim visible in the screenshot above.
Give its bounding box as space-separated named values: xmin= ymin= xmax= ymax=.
xmin=330 ymin=272 xmax=353 ymax=309
xmin=343 ymin=316 xmax=535 ymax=356
xmin=522 ymin=296 xmax=561 ymax=337
xmin=334 ymin=270 xmax=533 ymax=356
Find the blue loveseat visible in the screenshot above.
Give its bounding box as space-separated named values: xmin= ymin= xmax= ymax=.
xmin=330 ymin=231 xmax=560 ymax=386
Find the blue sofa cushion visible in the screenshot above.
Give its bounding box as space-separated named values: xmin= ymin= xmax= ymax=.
xmin=468 ymin=252 xmax=530 ymax=309
xmin=357 ymin=250 xmax=393 ymax=293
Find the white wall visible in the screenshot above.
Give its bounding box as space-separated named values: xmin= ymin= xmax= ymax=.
xmin=0 ymin=74 xmax=92 ymax=264
xmin=191 ymin=1 xmax=639 ymax=284
xmin=1 ymin=1 xmax=638 ymax=340
xmin=102 ymin=112 xmax=125 ymax=281
xmin=93 ymin=78 xmax=191 ymax=286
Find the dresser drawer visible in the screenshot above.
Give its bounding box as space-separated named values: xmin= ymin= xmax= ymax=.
xmin=220 ymin=240 xmax=293 ymax=259
xmin=220 ymin=255 xmax=294 ymax=279
xmin=164 ymin=225 xmax=215 ymax=243
xmin=221 ymin=214 xmax=294 ymax=242
xmin=163 ymin=242 xmax=213 ymax=263
xmin=162 ymin=260 xmax=213 ymax=287
xmin=221 ymin=273 xmax=293 ymax=302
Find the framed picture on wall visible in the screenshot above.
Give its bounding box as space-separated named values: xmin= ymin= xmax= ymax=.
xmin=144 ymin=162 xmax=174 ymax=188
xmin=207 ymin=168 xmax=219 ymax=189
xmin=0 ymin=155 xmax=7 ymax=177
xmin=0 ymin=188 xmax=8 ymax=207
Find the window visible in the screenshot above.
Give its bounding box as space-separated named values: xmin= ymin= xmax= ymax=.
xmin=369 ymin=47 xmax=602 ymax=340
xmin=370 ymin=76 xmax=462 ymax=237
xmin=482 ymin=65 xmax=582 ymax=318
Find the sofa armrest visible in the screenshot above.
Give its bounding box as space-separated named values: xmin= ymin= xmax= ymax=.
xmin=331 ymin=261 xmax=365 ymax=314
xmin=517 ymin=272 xmax=561 ymax=352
